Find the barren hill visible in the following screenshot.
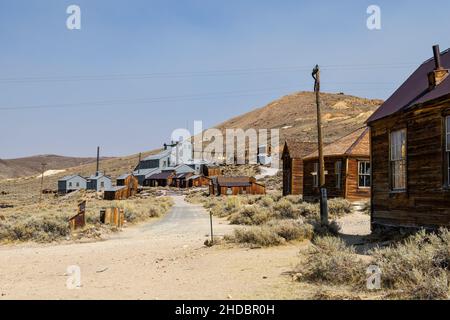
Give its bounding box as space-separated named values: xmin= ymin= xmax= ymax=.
xmin=215 ymin=91 xmax=382 ymax=156
xmin=0 ymin=155 xmax=111 ymax=180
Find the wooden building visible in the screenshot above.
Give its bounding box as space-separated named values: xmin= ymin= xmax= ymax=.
xmin=104 ymin=174 xmax=138 ymax=200
xmin=171 ymin=172 xmax=194 ymax=188
xmin=144 ymin=171 xmax=174 ymax=187
xmin=209 ymin=176 xmax=266 ymax=196
xmin=302 ymin=127 xmax=371 ymax=202
xmin=282 ymin=140 xmax=317 ymax=196
xmin=203 ymin=165 xmax=222 ymax=177
xmin=367 ymin=45 xmax=450 ymax=229
xmin=186 ymin=175 xmax=211 ymax=187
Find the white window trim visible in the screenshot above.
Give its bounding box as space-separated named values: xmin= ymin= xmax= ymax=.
xmin=335 ymin=161 xmax=342 ymax=189
xmin=358 ymin=161 xmax=371 ymax=188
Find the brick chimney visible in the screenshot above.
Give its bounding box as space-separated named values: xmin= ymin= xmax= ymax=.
xmin=428 ymin=45 xmax=449 ymax=89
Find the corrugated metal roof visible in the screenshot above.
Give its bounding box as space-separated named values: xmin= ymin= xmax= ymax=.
xmin=147 ymin=171 xmax=174 ymax=180
xmin=367 ymin=48 xmax=450 ymax=123
xmin=59 ymin=175 xmax=86 ymax=181
xmin=303 ymin=127 xmax=370 ymax=160
xmin=117 ymin=173 xmax=131 ymax=180
xmin=142 ymin=149 xmax=171 ymax=161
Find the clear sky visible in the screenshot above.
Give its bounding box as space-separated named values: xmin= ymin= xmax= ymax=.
xmin=1 ymin=0 xmax=450 ymax=158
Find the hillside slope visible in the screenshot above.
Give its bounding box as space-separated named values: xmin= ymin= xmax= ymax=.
xmin=0 ymin=155 xmax=109 ymax=180
xmin=215 ymin=91 xmax=382 ymax=156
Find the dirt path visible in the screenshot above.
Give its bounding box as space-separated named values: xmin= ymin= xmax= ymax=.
xmin=0 ymin=196 xmax=305 ymax=300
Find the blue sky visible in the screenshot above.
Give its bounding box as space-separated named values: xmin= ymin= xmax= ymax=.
xmin=1 ymin=0 xmax=450 ymax=158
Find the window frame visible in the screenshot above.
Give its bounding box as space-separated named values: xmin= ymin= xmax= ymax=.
xmin=358 ymin=160 xmax=371 ymax=188
xmin=389 ymin=128 xmax=407 ymax=192
xmin=335 ymin=160 xmax=342 ymax=189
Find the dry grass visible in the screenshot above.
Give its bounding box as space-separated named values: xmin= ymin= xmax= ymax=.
xmin=0 ymin=191 xmax=173 ymax=244
xmin=226 ymin=219 xmax=314 ymax=247
xmin=370 ymin=229 xmax=449 ymax=300
xmin=296 ymin=236 xmax=366 ymax=286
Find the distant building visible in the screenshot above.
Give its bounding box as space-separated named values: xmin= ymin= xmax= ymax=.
xmin=86 ymin=174 xmax=112 ymax=192
xmin=138 ymin=149 xmax=172 ymax=170
xmin=58 ymin=175 xmax=87 ymax=194
xmin=133 ymin=168 xmax=161 ymax=186
xmin=170 ymin=140 xmax=193 ymax=166
xmin=209 ymin=176 xmax=266 ymax=196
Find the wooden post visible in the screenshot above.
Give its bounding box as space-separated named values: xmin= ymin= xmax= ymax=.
xmin=39 ymin=162 xmax=47 ymax=202
xmin=210 ymin=212 xmax=214 ymax=245
xmin=312 ymin=65 xmax=328 ymax=226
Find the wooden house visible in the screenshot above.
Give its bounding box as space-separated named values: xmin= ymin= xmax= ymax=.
xmin=133 ymin=168 xmax=160 ymax=186
xmin=86 ymin=174 xmax=112 ymax=192
xmin=171 ymin=172 xmax=194 ymax=188
xmin=144 ymin=171 xmax=175 ymax=187
xmin=282 ymin=140 xmax=317 ymax=196
xmin=367 ymin=45 xmax=450 ymax=229
xmin=58 ymin=175 xmax=87 ymax=194
xmin=186 ymin=175 xmax=211 ymax=187
xmin=209 ymin=176 xmax=266 ymax=196
xmin=302 ymin=127 xmax=371 ymax=202
xmin=203 ymin=165 xmax=222 ymax=177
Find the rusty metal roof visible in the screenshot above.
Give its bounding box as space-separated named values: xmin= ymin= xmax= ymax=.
xmin=367 ymin=48 xmax=450 ymax=123
xmin=147 ymin=171 xmax=174 ymax=180
xmin=303 ymin=127 xmax=370 ymax=160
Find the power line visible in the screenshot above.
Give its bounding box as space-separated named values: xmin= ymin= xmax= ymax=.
xmin=0 ymin=63 xmax=416 ymax=84
xmin=0 ymin=81 xmax=397 ymax=112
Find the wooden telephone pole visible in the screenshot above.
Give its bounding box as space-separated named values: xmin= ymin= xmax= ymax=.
xmin=312 ymin=65 xmax=328 ymax=226
xmin=39 ymin=162 xmax=47 ymax=202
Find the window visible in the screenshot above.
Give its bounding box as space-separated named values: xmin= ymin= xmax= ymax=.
xmin=390 ymin=129 xmax=407 ymax=190
xmin=100 ymin=181 xmax=105 ymax=188
xmin=69 ymin=182 xmax=72 ymax=187
xmin=358 ymin=161 xmax=371 ymax=188
xmin=312 ymin=162 xmax=319 ymax=188
xmin=227 ymin=187 xmax=233 ymax=195
xmin=76 ymin=182 xmax=80 ymax=187
xmin=335 ymin=161 xmax=342 ymax=189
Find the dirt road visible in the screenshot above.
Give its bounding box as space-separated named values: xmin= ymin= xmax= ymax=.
xmin=0 ymin=196 xmax=304 ymax=300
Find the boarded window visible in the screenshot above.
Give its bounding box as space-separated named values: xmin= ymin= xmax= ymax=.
xmin=312 ymin=163 xmax=319 ymax=188
xmin=358 ymin=161 xmax=371 ymax=188
xmin=335 ymin=161 xmax=342 ymax=189
xmin=390 ymin=129 xmax=407 ymax=190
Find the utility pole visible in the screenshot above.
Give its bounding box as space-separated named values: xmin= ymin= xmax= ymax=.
xmin=39 ymin=162 xmax=47 ymax=202
xmin=312 ymin=65 xmax=328 ymax=226
xmin=137 ymin=152 xmax=142 ymax=174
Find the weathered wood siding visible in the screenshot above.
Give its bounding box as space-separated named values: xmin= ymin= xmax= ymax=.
xmin=303 ymin=156 xmax=370 ymax=201
xmin=370 ymin=102 xmax=450 ymax=228
xmin=283 ymin=157 xmax=303 ymax=196
xmin=346 ymin=158 xmax=371 ymax=201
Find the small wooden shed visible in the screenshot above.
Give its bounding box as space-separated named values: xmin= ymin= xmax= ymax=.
xmin=171 ymin=172 xmax=194 ymax=188
xmin=367 ymin=45 xmax=450 ymax=229
xmin=86 ymin=174 xmax=112 ymax=192
xmin=187 ymin=175 xmax=211 ymax=187
xmin=302 ymin=127 xmax=371 ymax=202
xmin=209 ymin=176 xmax=266 ymax=196
xmin=203 ymin=165 xmax=222 ymax=177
